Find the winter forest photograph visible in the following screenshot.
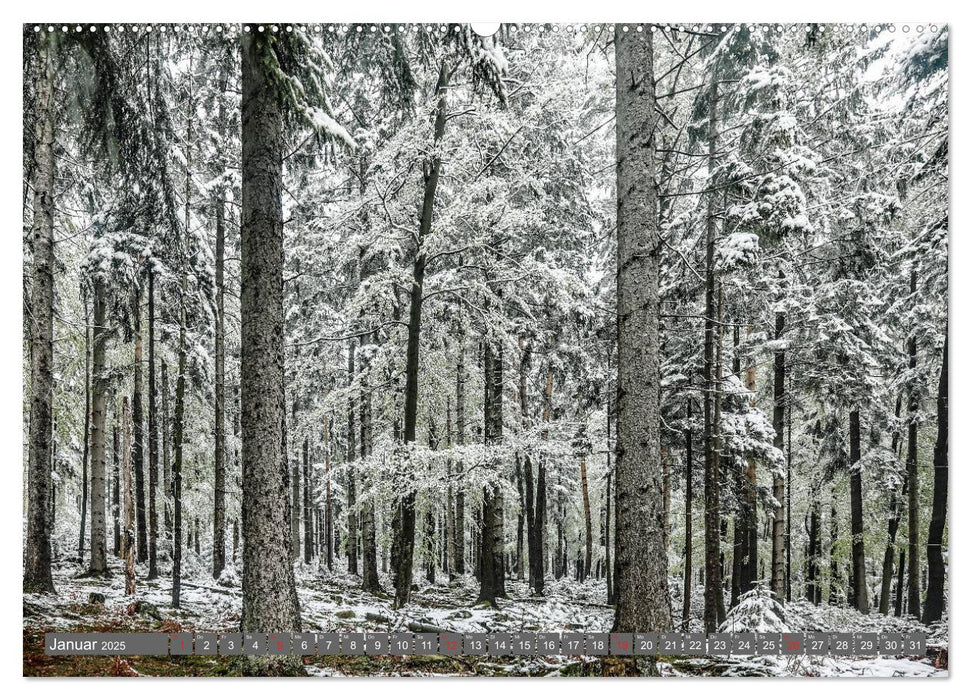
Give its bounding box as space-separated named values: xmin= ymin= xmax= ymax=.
xmin=21 ymin=21 xmax=948 ymax=678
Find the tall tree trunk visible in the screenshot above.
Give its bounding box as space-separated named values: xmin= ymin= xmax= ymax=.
xmin=172 ymin=300 xmax=186 ymax=607
xmin=147 ymin=270 xmax=159 ymax=579
xmin=122 ymin=397 xmax=136 ymax=595
xmin=113 ymin=422 xmax=120 ymax=558
xmin=303 ymin=437 xmax=313 ymax=564
xmin=683 ymin=400 xmax=693 ymax=626
xmin=580 ymin=453 xmax=593 ymax=578
xmin=88 ymin=277 xmax=109 ymax=576
xmin=213 ymin=162 xmax=227 ymax=579
xmin=79 ymin=296 xmax=91 ymax=560
xmin=713 ymin=286 xmax=726 ymax=625
xmin=133 ymin=288 xmax=148 ymax=563
xmin=25 ymin=31 xmax=57 ymax=593
xmin=924 ymin=334 xmax=948 ymax=623
xmin=605 ymin=351 xmax=614 ymax=604
xmin=612 ymin=27 xmax=672 ymax=636
xmin=324 ymin=414 xmax=334 ymax=571
xmin=346 ymin=340 xmax=358 ymax=574
xmin=786 ymin=381 xmax=793 ymax=602
xmin=478 ymin=338 xmax=505 ymax=606
xmin=239 ymin=30 xmax=302 ymax=645
xmin=445 ymin=398 xmax=456 ymax=580
xmin=291 ymin=455 xmax=300 ymax=560
xmin=849 ymin=408 xmax=869 ymax=612
xmin=879 ymin=396 xmax=904 ymax=614
xmin=454 ymin=326 xmax=466 ymax=577
xmin=895 ymin=549 xmax=906 ymax=617
xmin=701 ymin=79 xmax=723 ymax=634
xmin=828 ymin=484 xmax=840 ymax=605
xmin=360 ymin=356 xmax=381 ymax=591
xmin=394 ymin=59 xmax=449 ymax=609
xmin=161 ymin=360 xmax=171 ymax=537
xmin=906 ymin=269 xmax=921 ymax=618
xmin=806 ymin=490 xmax=822 ymax=604
xmin=771 ymin=311 xmax=786 ymax=601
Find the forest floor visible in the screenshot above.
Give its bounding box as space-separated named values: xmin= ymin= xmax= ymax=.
xmin=23 ymin=556 xmax=948 ymax=677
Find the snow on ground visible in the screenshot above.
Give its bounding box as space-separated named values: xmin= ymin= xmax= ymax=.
xmin=23 ymin=556 xmax=946 ymax=677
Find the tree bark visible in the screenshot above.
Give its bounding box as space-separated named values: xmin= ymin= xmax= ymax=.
xmin=239 ymin=29 xmax=302 ymax=640
xmin=612 ymin=26 xmax=672 ymax=635
xmin=924 ymin=334 xmax=947 ymax=623
xmin=25 ymin=31 xmax=57 ymax=593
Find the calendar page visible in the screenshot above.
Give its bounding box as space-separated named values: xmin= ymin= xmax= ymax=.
xmin=21 ymin=20 xmax=948 ymax=679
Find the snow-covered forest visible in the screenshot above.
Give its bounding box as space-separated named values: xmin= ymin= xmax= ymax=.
xmin=23 ymin=23 xmax=947 ymax=677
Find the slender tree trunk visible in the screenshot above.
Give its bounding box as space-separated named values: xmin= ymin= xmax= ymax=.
xmin=612 ymin=27 xmax=672 ymax=636
xmin=849 ymin=408 xmax=869 ymax=612
xmin=683 ymin=400 xmax=693 ymax=626
xmin=533 ymin=367 xmax=551 ymax=596
xmin=25 ymin=32 xmax=57 ymax=593
xmin=701 ymin=79 xmax=723 ymax=634
xmin=806 ymin=492 xmax=821 ymax=604
xmin=79 ymin=297 xmax=91 ymax=560
xmin=771 ymin=312 xmax=786 ymax=601
xmin=478 ymin=338 xmax=505 ymax=606
xmin=394 ymin=60 xmax=449 ymax=609
xmin=786 ymin=381 xmax=793 ymax=602
xmin=324 ymin=414 xmax=333 ymax=571
xmin=605 ymin=351 xmax=614 ymax=604
xmin=239 ymin=30 xmax=302 ymax=646
xmin=291 ymin=445 xmax=300 ymax=559
xmin=828 ymin=485 xmax=840 ymax=605
xmin=113 ymin=422 xmax=120 ymax=558
xmin=445 ymin=398 xmax=456 ymax=580
xmin=879 ymin=396 xmax=904 ymax=614
xmin=895 ymin=549 xmax=906 ymax=617
xmin=89 ymin=277 xmax=109 ymax=576
xmin=213 ymin=162 xmax=227 ymax=579
xmin=454 ymin=327 xmax=466 ymax=577
xmin=580 ymin=454 xmax=593 ymax=577
xmin=172 ymin=308 xmax=186 ymax=606
xmin=161 ymin=360 xmax=171 ymax=537
xmin=133 ymin=288 xmax=148 ymax=563
xmin=346 ymin=340 xmax=358 ymax=574
xmin=147 ymin=271 xmax=159 ymax=579
xmin=123 ymin=397 xmax=136 ymax=595
xmin=906 ymin=270 xmax=921 ymax=617
xmin=360 ymin=357 xmax=381 ymax=591
xmin=924 ymin=334 xmax=948 ymax=623
xmin=303 ymin=437 xmax=313 ymax=565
